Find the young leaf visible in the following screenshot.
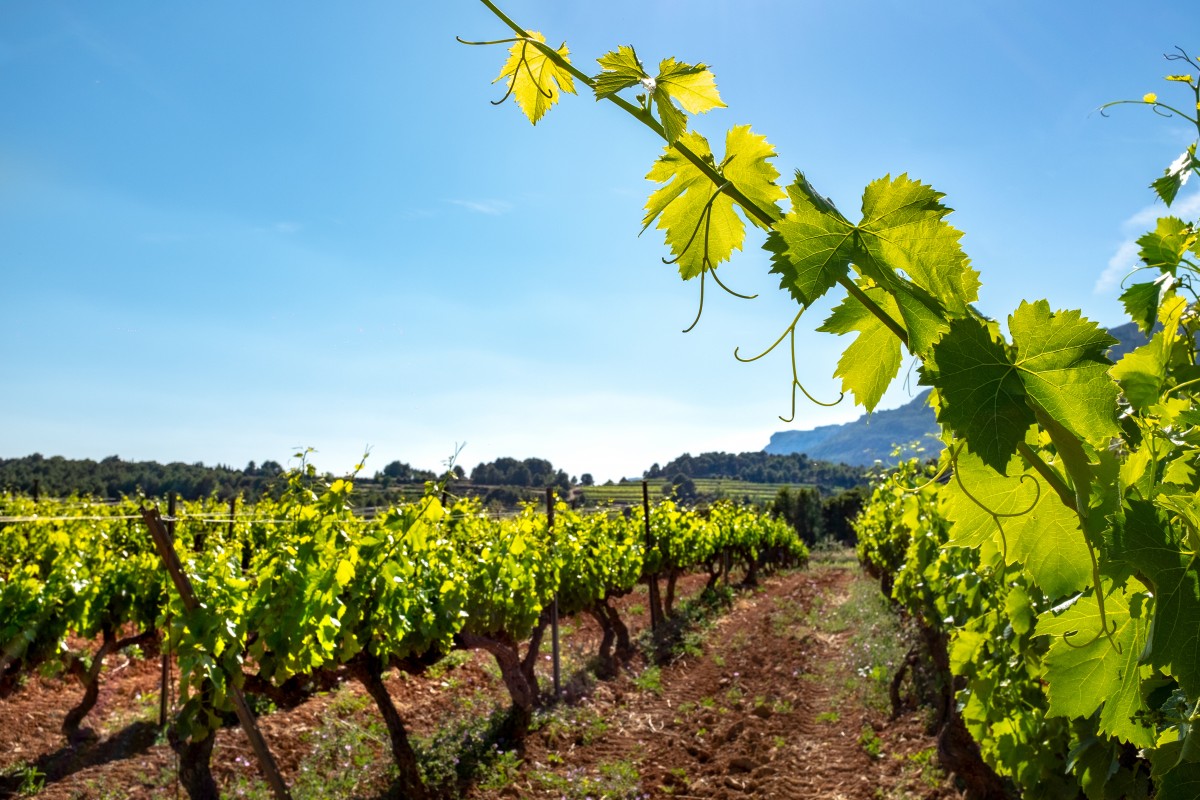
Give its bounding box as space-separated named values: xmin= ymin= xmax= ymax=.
xmin=650 ymin=57 xmax=725 ymax=144
xmin=921 ymin=316 xmax=1034 ymax=472
xmin=1120 ymin=273 xmax=1175 ymax=334
xmin=1037 ymin=578 xmax=1154 ymax=748
xmin=1151 ymin=143 xmax=1197 ymax=206
xmin=1138 ymin=216 xmax=1197 ymax=274
xmin=1110 ymin=332 xmax=1171 ymax=410
xmin=817 ymin=285 xmax=903 ymax=411
xmin=854 ymin=174 xmax=979 ymax=314
xmin=1009 ymin=301 xmax=1120 ymax=449
xmin=593 ymin=45 xmax=646 ymax=100
xmin=494 ymin=32 xmax=577 ymax=125
xmin=643 ymin=126 xmax=783 ymax=279
xmin=943 ymin=445 xmax=1092 ymax=598
xmin=768 ymin=171 xmax=856 ymax=307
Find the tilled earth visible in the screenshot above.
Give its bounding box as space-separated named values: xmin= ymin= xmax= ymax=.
xmin=0 ymin=561 xmax=959 ymax=799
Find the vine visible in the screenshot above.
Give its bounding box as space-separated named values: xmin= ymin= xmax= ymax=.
xmin=465 ymin=5 xmax=1200 ymax=796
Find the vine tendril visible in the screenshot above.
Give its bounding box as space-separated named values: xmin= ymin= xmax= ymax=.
xmin=708 ymin=268 xmax=757 ymax=300
xmin=682 ymin=271 xmax=705 ymax=334
xmin=734 ymin=311 xmax=802 ymax=363
xmin=947 ymin=443 xmax=1043 ymax=562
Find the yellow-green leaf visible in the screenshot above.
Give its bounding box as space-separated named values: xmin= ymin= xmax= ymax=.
xmin=494 ymin=32 xmax=577 ymax=125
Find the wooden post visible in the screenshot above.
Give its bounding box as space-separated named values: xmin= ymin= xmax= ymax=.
xmin=141 ymin=507 xmax=293 ymax=800
xmin=547 ymin=487 xmax=560 ymax=699
xmin=32 ymin=479 xmax=39 ymax=504
xmin=227 ymin=496 xmax=237 ymax=546
xmin=644 ymin=481 xmax=662 ymax=631
xmin=161 ymin=493 xmax=176 ymax=727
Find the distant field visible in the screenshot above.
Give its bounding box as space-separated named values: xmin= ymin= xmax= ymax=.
xmin=578 ymin=478 xmax=813 ymax=505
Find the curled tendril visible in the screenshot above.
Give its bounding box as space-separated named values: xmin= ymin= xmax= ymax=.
xmin=900 ymin=457 xmax=954 ymax=494
xmin=948 ymin=443 xmax=1043 ymax=562
xmin=485 ymin=40 xmax=554 ymax=106
xmin=730 ymin=312 xmax=841 ymax=421
xmin=1164 ymin=46 xmax=1198 ymax=65
xmin=779 ymin=326 xmax=843 ymax=422
xmin=662 ymin=182 xmax=758 ymax=322
xmin=1062 ymin=617 xmax=1121 ymax=651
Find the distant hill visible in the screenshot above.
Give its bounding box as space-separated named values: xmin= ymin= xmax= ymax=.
xmin=765 ymin=390 xmax=941 ymax=467
xmin=765 ymin=321 xmax=1148 ymax=467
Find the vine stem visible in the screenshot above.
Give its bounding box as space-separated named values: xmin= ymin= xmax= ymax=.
xmin=474 ymin=0 xmax=911 ymax=351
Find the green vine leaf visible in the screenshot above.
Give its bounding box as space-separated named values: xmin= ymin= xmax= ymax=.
xmin=643 ymin=126 xmax=783 ymax=279
xmin=652 ymin=57 xmax=725 ymax=144
xmin=494 ymin=32 xmax=577 ymax=125
xmin=1138 ymin=216 xmax=1197 ymax=274
xmin=1111 ymin=332 xmax=1172 ymax=410
xmin=1120 ymin=273 xmax=1176 ymax=335
xmin=1036 ymin=578 xmax=1154 ymax=748
xmin=943 ymin=445 xmax=1092 ymax=598
xmin=921 ymin=317 xmax=1034 ymax=471
xmin=1111 ymin=501 xmax=1200 ymax=698
xmin=1009 ymin=301 xmax=1120 ymax=449
xmin=767 ymin=171 xmax=855 ymax=308
xmin=592 ymin=45 xmax=646 ymax=99
xmin=854 ymin=174 xmax=979 ymax=315
xmin=1151 ymin=143 xmax=1198 ymax=206
xmin=817 ymin=284 xmax=903 ymax=411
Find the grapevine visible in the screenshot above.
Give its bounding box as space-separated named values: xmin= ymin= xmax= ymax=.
xmin=464 ymin=5 xmax=1200 ymax=796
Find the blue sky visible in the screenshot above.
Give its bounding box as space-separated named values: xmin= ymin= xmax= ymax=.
xmin=2 ymin=1 xmax=1197 ymax=482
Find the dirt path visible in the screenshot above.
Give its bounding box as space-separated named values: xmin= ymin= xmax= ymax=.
xmin=0 ymin=559 xmax=958 ymax=799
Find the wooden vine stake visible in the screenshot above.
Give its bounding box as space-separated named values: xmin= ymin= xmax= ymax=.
xmin=643 ymin=481 xmax=663 ymax=630
xmin=141 ymin=506 xmax=293 ymax=800
xmin=546 ymin=487 xmax=561 ymax=699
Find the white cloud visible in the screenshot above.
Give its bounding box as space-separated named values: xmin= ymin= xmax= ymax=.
xmin=448 ymin=199 xmax=513 ymax=215
xmin=1095 ymin=191 xmax=1200 ymax=294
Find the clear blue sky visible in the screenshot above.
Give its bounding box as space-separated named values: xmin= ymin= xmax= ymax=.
xmin=2 ymin=1 xmax=1196 ymax=482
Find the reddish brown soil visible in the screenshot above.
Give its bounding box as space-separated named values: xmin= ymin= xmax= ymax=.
xmin=0 ymin=564 xmax=959 ymax=799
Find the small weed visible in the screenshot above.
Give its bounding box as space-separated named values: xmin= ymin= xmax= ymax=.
xmin=771 ymin=698 xmax=793 ymax=714
xmin=4 ymin=765 xmax=45 ymax=796
xmin=531 ymin=704 xmax=610 ymax=748
xmin=771 ymin=735 xmax=787 ymax=749
xmin=815 ymin=710 xmax=840 ymax=723
xmin=627 ymin=603 xmax=646 ymax=616
xmin=633 ymin=666 xmax=663 ymax=696
xmin=676 ymin=701 xmax=696 ymax=714
xmin=426 ymin=649 xmax=471 ymax=680
xmin=533 ymin=759 xmax=643 ymax=800
xmin=328 ymin=686 xmax=371 ymax=716
xmin=710 ymin=652 xmax=725 ymax=667
xmin=858 ymin=725 xmax=883 ymax=759
xmin=906 ymin=747 xmax=945 ymax=788
xmin=699 ymin=696 xmax=716 ymax=709
xmin=478 ymin=748 xmax=522 ymax=790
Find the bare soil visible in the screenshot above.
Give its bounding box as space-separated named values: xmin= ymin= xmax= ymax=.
xmin=0 ymin=561 xmax=960 ymax=799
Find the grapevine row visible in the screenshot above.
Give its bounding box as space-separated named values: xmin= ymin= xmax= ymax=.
xmin=0 ymin=460 xmax=805 ymax=798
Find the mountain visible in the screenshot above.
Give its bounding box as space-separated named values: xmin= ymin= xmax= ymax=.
xmin=764 ymin=390 xmax=941 ymax=467
xmin=765 ymin=321 xmax=1149 ymax=467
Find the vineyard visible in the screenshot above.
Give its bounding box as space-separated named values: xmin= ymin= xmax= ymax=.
xmin=0 ymin=458 xmax=808 ymax=799
xmin=5 ymin=2 xmax=1200 ymax=799
xmin=455 ymin=2 xmax=1200 ymax=799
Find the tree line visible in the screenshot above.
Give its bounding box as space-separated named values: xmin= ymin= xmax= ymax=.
xmin=644 ymin=451 xmax=866 ymax=490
